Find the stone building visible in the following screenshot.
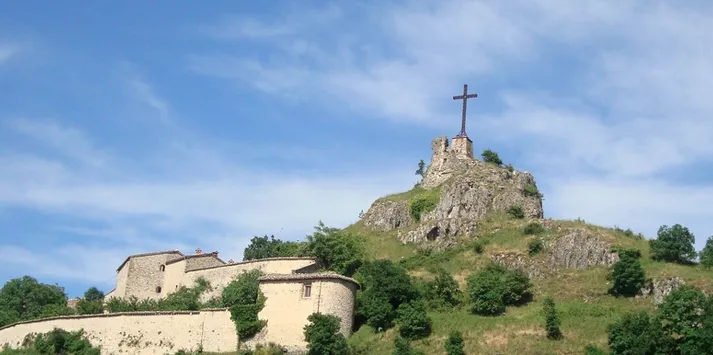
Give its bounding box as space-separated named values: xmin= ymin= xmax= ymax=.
xmin=104 ymin=248 xmax=359 ymax=352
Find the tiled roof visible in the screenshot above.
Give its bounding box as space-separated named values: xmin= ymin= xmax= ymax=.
xmin=116 ymin=250 xmax=184 ymax=272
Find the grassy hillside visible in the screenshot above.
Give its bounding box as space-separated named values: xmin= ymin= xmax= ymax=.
xmin=345 ymin=207 xmax=713 ymax=355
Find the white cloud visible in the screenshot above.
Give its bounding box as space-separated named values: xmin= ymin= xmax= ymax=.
xmin=128 ymin=78 xmax=170 ymax=123
xmin=188 ymin=0 xmax=713 ymax=249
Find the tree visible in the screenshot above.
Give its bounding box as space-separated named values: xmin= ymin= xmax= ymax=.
xmin=422 ymin=268 xmax=462 ymax=310
xmin=650 ymin=224 xmax=697 ymax=264
xmin=699 ymin=236 xmax=713 ymax=269
xmin=305 ymin=222 xmax=364 ymax=277
xmin=542 ymin=296 xmax=562 ymax=340
xmin=466 ymin=263 xmax=532 ymax=316
xmin=415 ymin=159 xmax=426 ymax=177
xmin=607 ymin=312 xmax=663 ymax=355
xmin=76 ymin=287 xmax=105 ymax=315
xmin=0 ymin=276 xmax=70 ymax=326
xmin=396 ymin=300 xmax=432 ymax=340
xmin=657 ymin=285 xmax=708 ymax=345
xmin=303 ymin=313 xmax=349 ymax=355
xmin=608 ymin=252 xmax=646 ymax=297
xmin=355 ymin=260 xmax=420 ymax=330
xmin=243 ymin=235 xmax=307 ymax=261
xmin=481 ymin=149 xmax=503 ymax=166
xmin=444 ymin=330 xmax=465 ymax=355
xmin=680 ymin=296 xmax=713 ymax=355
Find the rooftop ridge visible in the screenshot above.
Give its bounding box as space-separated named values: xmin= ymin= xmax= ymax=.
xmin=165 ymin=252 xmax=226 ymax=266
xmin=116 ymin=250 xmax=184 ymax=272
xmin=184 ymin=256 xmax=317 ymax=273
xmin=258 ymin=272 xmax=360 ymax=287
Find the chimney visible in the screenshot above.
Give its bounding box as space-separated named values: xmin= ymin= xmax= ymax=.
xmin=195 ymin=248 xmax=202 ymax=255
xmin=228 ymin=259 xmax=234 ymax=264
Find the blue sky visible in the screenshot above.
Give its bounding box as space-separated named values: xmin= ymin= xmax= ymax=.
xmin=1 ymin=1 xmax=712 ymax=298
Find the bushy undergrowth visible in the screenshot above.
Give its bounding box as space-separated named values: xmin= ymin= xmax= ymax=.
xmin=466 ymin=263 xmax=533 ymax=316
xmin=0 ymin=328 xmax=100 ymax=355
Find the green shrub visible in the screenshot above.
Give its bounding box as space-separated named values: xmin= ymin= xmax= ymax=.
xmin=522 ymin=184 xmax=543 ymax=199
xmin=409 ymin=198 xmax=437 ymax=222
xmin=608 ymin=252 xmax=646 ymax=297
xmin=355 ymin=260 xmax=420 ymax=331
xmin=305 ymin=222 xmax=364 ymax=277
xmin=466 ymin=263 xmax=532 ymax=316
xmin=396 ymin=300 xmax=432 ymax=340
xmin=422 ymin=268 xmax=462 ymax=310
xmin=303 ymin=313 xmax=349 ymax=355
xmin=472 ymin=240 xmax=485 ymax=254
xmin=444 ymin=330 xmax=465 ymax=355
xmin=243 ymin=235 xmax=308 ymax=260
xmin=542 ymin=296 xmax=562 ymax=340
xmin=17 ymin=328 xmax=100 ymax=355
xmin=505 ymin=164 xmax=514 ymax=173
xmin=222 ymin=270 xmax=267 ymax=339
xmin=650 ymin=224 xmax=697 ymax=264
xmin=507 ymin=205 xmax=525 ymax=219
xmin=481 ymin=149 xmax=503 ymax=166
xmin=528 ymin=237 xmax=544 ymax=256
xmin=584 ymin=344 xmax=608 ymax=355
xmin=0 ymin=276 xmax=71 ymax=327
xmin=523 ymin=222 xmax=545 ymax=235
xmin=699 ymin=236 xmax=713 ymax=269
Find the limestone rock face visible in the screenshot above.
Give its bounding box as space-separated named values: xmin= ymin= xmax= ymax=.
xmin=361 ymin=199 xmax=412 ymax=231
xmin=638 ymin=277 xmax=685 ymax=304
xmin=546 ymin=229 xmax=620 ymax=269
xmin=361 ymin=136 xmax=544 ymax=249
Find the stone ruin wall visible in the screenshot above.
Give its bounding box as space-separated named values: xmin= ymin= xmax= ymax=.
xmin=0 ymin=310 xmax=237 ymax=355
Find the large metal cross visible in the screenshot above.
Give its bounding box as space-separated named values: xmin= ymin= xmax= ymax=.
xmin=452 ymin=84 xmax=478 ymax=137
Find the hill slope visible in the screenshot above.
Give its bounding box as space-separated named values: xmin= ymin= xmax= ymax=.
xmin=346 ymin=209 xmax=713 ymax=355
xmin=342 ymin=137 xmax=712 ymax=354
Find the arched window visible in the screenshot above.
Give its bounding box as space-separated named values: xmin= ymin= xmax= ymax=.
xmin=159 ymin=264 xmax=165 ymax=271
xmin=156 ymin=286 xmax=162 ymax=293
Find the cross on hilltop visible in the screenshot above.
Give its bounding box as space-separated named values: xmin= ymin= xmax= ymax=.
xmin=452 ymin=84 xmax=477 ymax=138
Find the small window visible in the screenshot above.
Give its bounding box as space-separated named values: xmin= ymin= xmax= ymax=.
xmin=303 ymin=283 xmax=312 ymax=298
xmin=156 ymin=286 xmax=162 ymax=293
xmin=159 ymin=265 xmax=165 ymax=271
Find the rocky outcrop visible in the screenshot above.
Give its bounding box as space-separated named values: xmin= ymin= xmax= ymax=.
xmin=638 ymin=277 xmax=685 ymax=304
xmin=546 ymin=229 xmax=620 ymax=269
xmin=491 ymin=228 xmax=619 ymax=278
xmin=361 ymin=199 xmax=412 ymax=231
xmin=360 ymin=136 xmax=544 ymax=248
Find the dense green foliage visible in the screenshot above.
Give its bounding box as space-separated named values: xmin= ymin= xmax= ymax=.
xmin=306 ymin=222 xmax=364 ymax=277
xmin=650 ymin=224 xmax=697 ymax=264
xmin=303 ymin=313 xmax=349 ymax=355
xmin=608 ymin=251 xmax=646 ymax=297
xmin=506 ymin=205 xmax=525 ymax=219
xmin=607 ymin=285 xmax=713 ymax=354
xmin=527 ymin=237 xmax=544 ymax=256
xmin=105 ymin=277 xmax=212 ymax=312
xmin=522 ymin=184 xmax=543 ymax=199
xmin=243 ymin=235 xmax=308 ymax=260
xmin=0 ymin=329 xmax=100 ymax=355
xmin=523 ymin=222 xmax=545 ymax=235
xmin=355 ymin=260 xmax=419 ymax=330
xmin=75 ymin=288 xmax=104 ymax=315
xmin=481 ymin=149 xmax=503 ymax=166
xmin=395 ymin=300 xmax=432 ymax=339
xmin=420 ymin=268 xmax=463 ymax=310
xmin=699 ymin=236 xmax=713 ymax=269
xmin=466 ymin=263 xmax=532 ymax=316
xmin=444 ymin=330 xmax=465 ymax=355
xmin=0 ymin=276 xmax=72 ymax=327
xmin=542 ymin=296 xmax=562 ymax=340
xmin=222 ymin=270 xmax=267 ymax=340
xmin=409 ymin=198 xmax=437 ymax=222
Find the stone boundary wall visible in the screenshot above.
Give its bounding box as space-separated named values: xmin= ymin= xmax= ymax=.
xmin=0 ymin=309 xmax=237 ymax=355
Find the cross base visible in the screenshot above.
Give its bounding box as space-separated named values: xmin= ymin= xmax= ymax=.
xmin=451 ymin=135 xmax=474 ymax=158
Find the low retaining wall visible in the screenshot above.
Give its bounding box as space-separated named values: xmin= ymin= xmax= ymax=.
xmin=0 ymin=309 xmax=237 ymax=355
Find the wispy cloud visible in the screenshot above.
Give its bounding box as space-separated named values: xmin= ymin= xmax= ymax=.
xmin=128 ymin=78 xmax=170 ymax=123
